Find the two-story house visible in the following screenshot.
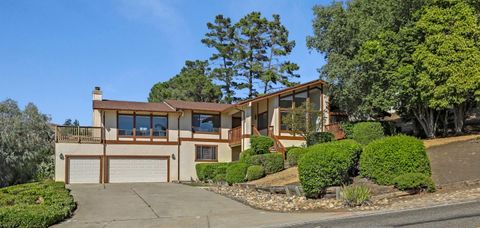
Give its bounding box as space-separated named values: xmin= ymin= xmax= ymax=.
xmin=55 ymin=79 xmax=343 ymax=184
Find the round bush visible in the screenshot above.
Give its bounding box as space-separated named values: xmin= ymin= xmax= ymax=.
xmin=393 ymin=173 xmax=436 ymax=192
xmin=195 ymin=163 xmax=229 ymax=181
xmin=195 ymin=163 xmax=208 ymax=181
xmin=298 ymin=140 xmax=362 ymax=198
xmin=213 ymin=173 xmax=226 ymax=182
xmin=352 ymin=122 xmax=384 ymax=145
xmin=287 ymin=147 xmax=307 ymax=166
xmin=340 ymin=122 xmax=355 ymax=139
xmin=250 ymin=135 xmax=274 ymax=154
xmin=306 ymin=132 xmax=335 ymax=146
xmin=246 ymin=154 xmax=265 ymax=166
xmin=239 ymin=149 xmax=254 ymax=163
xmin=262 ymin=153 xmax=284 ymax=174
xmin=360 ymin=135 xmax=432 ymax=185
xmin=225 ymin=163 xmax=250 ymax=185
xmin=246 ymin=165 xmax=265 ymax=181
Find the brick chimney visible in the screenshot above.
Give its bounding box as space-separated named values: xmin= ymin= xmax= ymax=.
xmin=92 ymin=86 xmax=102 ymax=101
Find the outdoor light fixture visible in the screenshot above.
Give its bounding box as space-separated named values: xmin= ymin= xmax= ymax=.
xmin=171 ymin=154 xmax=176 ymax=160
xmin=59 ymin=153 xmax=64 ymax=160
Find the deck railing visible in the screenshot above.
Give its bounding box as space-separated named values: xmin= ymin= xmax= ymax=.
xmin=228 ymin=126 xmax=242 ymax=146
xmin=55 ymin=126 xmax=103 ymax=143
xmin=268 ymin=126 xmax=287 ymax=159
xmin=325 ymin=123 xmax=345 ymax=140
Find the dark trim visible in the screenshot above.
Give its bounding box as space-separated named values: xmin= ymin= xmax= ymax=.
xmin=191 ymin=112 xmax=221 ymax=135
xmin=180 ymin=137 xmax=228 ymax=143
xmin=105 ymin=140 xmax=178 ymax=145
xmin=194 ymin=144 xmax=218 ymax=162
xmin=277 ymin=135 xmax=304 ymax=140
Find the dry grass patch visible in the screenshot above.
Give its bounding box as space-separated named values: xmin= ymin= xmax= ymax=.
xmin=248 ymin=167 xmax=299 ymax=186
xmin=423 ymin=134 xmax=480 ymax=149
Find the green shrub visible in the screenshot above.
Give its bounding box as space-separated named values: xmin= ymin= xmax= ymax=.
xmin=246 ymin=154 xmax=265 ymax=166
xmin=213 ymin=174 xmax=226 ymax=182
xmin=306 ymin=132 xmax=335 ymax=146
xmin=250 ymin=135 xmax=274 ymax=154
xmin=239 ymin=149 xmax=254 ymax=163
xmin=262 ymin=153 xmax=284 ymax=174
xmin=393 ymin=173 xmax=436 ymax=192
xmin=352 ymin=122 xmax=384 ymax=145
xmin=226 ymin=163 xmax=250 ymax=184
xmin=360 ymin=135 xmax=432 ymax=185
xmin=341 ymin=185 xmax=371 ymax=207
xmin=246 ymin=165 xmax=265 ymax=181
xmin=287 ymin=147 xmax=307 ymax=166
xmin=196 ymin=163 xmax=229 ymax=181
xmin=341 ymin=122 xmax=355 ymax=139
xmin=298 ymin=140 xmax=362 ymax=198
xmin=195 ymin=163 xmax=209 ymax=181
xmin=0 ymin=180 xmax=76 ymax=227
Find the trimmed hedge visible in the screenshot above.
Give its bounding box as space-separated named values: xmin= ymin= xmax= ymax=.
xmin=239 ymin=148 xmax=254 ymax=163
xmin=226 ymin=163 xmax=250 ymax=184
xmin=306 ymin=132 xmax=335 ymax=146
xmin=360 ymin=135 xmax=432 ymax=185
xmin=0 ymin=180 xmax=76 ymax=227
xmin=213 ymin=174 xmax=226 ymax=182
xmin=340 ymin=122 xmax=355 ymax=139
xmin=352 ymin=122 xmax=384 ymax=145
xmin=195 ymin=163 xmax=229 ymax=181
xmin=262 ymin=153 xmax=284 ymax=174
xmin=393 ymin=173 xmax=436 ymax=192
xmin=246 ymin=154 xmax=265 ymax=166
xmin=298 ymin=140 xmax=362 ymax=198
xmin=246 ymin=165 xmax=265 ymax=181
xmin=287 ymin=147 xmax=307 ymax=166
xmin=250 ymin=135 xmax=274 ymax=154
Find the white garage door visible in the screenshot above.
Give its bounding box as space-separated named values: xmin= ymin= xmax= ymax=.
xmin=108 ymin=158 xmax=168 ymax=183
xmin=69 ymin=157 xmax=101 ymax=184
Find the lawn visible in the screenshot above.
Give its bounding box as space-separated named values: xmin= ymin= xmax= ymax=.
xmin=0 ymin=180 xmax=76 ymax=227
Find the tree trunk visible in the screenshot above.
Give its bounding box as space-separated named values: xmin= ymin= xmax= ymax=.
xmin=441 ymin=109 xmax=449 ymax=137
xmin=452 ymin=103 xmax=466 ymax=134
xmin=412 ymin=105 xmax=439 ymax=138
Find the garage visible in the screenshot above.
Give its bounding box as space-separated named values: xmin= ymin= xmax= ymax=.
xmin=106 ymin=156 xmax=169 ymax=183
xmin=66 ymin=156 xmax=102 ymax=184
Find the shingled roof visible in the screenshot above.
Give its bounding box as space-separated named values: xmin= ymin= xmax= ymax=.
xmin=93 ymin=100 xmax=176 ymax=112
xmin=164 ymin=100 xmax=233 ymax=112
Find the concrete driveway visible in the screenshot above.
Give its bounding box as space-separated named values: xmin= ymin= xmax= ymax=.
xmin=55 ymin=183 xmax=347 ymax=228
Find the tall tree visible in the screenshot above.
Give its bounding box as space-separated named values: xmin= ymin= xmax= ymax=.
xmin=64 ymin=119 xmax=80 ymax=126
xmin=0 ymin=99 xmax=54 ymax=186
xmin=202 ymin=15 xmax=238 ymax=104
xmin=148 ymin=60 xmax=222 ymax=103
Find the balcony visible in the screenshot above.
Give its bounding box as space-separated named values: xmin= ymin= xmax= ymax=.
xmin=55 ymin=126 xmax=103 ymax=143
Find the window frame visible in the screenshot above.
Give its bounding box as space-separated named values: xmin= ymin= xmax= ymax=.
xmin=116 ymin=112 xmax=168 ymax=139
xmin=278 ymin=86 xmax=324 ymax=133
xmin=191 ymin=112 xmax=221 ymax=134
xmin=257 ymin=111 xmax=268 ymax=130
xmin=195 ymin=145 xmax=218 ymax=162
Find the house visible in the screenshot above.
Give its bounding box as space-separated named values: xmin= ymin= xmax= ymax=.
xmin=55 ymin=79 xmax=343 ymax=184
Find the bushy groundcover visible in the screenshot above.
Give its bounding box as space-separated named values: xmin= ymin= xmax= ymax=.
xmin=0 ymin=180 xmax=76 ymax=227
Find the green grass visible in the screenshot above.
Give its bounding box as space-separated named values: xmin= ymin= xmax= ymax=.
xmin=0 ymin=180 xmax=76 ymax=227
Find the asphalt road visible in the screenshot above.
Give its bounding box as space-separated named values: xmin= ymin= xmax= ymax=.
xmin=289 ymin=200 xmax=480 ymax=228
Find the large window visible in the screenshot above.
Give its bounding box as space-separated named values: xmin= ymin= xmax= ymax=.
xmin=192 ymin=113 xmax=220 ymax=133
xmin=118 ymin=114 xmax=168 ymax=137
xmin=153 ymin=116 xmax=168 ymax=137
xmin=135 ymin=115 xmax=150 ymax=136
xmin=279 ymin=95 xmax=293 ymax=108
xmin=195 ymin=145 xmax=217 ymax=161
xmin=118 ymin=115 xmax=134 ymax=136
xmin=279 ymin=87 xmax=324 ymax=131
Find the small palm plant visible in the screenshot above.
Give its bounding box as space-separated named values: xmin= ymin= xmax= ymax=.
xmin=341 ymin=185 xmax=371 ymax=207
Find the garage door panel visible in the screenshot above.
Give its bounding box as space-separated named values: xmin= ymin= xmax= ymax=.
xmin=108 ymin=158 xmax=168 ymax=183
xmin=69 ymin=158 xmax=101 ymax=184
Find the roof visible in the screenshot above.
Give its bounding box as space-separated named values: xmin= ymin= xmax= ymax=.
xmin=236 ymin=79 xmax=327 ymax=106
xmin=165 ymin=100 xmax=233 ymax=112
xmin=93 ymin=100 xmax=176 ymax=112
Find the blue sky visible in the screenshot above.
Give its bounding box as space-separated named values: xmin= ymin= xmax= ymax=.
xmin=0 ymin=0 xmax=329 ymax=125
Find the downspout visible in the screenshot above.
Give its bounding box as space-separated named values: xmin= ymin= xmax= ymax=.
xmin=102 ymin=110 xmax=106 ymax=189
xmin=177 ymin=110 xmax=184 ymax=181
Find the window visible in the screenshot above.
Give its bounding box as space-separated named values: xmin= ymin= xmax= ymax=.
xmin=192 ymin=113 xmax=220 ymax=133
xmin=135 ymin=115 xmax=150 ymax=136
xmin=118 ymin=114 xmax=168 ymax=137
xmin=153 ymin=116 xmax=167 ymax=136
xmin=257 ymin=112 xmax=268 ymax=130
xmin=294 ymin=91 xmax=308 ymax=108
xmin=195 ymin=145 xmax=217 ymax=161
xmin=280 ymin=111 xmax=291 ymax=131
xmin=279 ymin=95 xmax=293 ymax=109
xmin=118 ymin=115 xmax=134 ymax=136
